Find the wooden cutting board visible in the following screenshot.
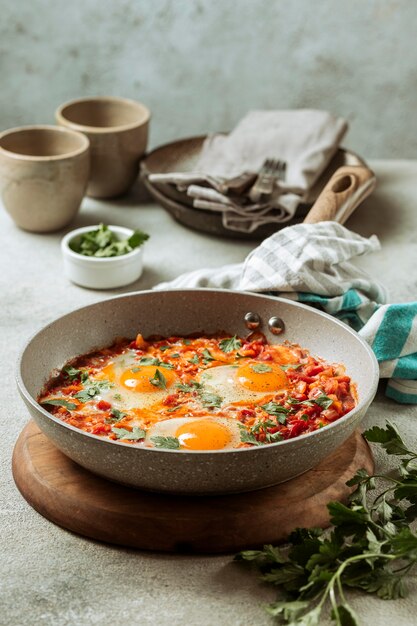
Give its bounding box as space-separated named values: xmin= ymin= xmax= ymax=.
xmin=13 ymin=421 xmax=374 ymax=554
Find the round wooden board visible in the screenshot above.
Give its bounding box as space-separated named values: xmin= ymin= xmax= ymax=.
xmin=13 ymin=421 xmax=374 ymax=554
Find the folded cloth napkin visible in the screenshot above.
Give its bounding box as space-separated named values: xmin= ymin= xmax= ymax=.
xmin=155 ymin=222 xmax=417 ymax=404
xmin=149 ymin=110 xmax=348 ymax=233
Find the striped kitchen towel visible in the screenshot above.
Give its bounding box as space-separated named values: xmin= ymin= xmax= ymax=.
xmin=156 ymin=222 xmax=417 ymax=403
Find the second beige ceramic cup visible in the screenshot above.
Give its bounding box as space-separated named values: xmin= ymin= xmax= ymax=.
xmin=56 ymin=96 xmax=150 ymax=198
xmin=0 ymin=125 xmax=90 ymax=232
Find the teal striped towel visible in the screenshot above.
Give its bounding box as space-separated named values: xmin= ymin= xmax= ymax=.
xmin=156 ymin=222 xmax=417 ymax=404
xmin=292 ymin=292 xmax=417 ymax=403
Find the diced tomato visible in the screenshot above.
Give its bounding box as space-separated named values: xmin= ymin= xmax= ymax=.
xmin=304 ymin=364 xmax=324 ymax=377
xmin=290 ymin=372 xmax=316 ymax=384
xmin=288 ymin=420 xmax=309 ymax=438
xmin=321 ymin=409 xmax=339 ymax=422
xmin=97 ymin=400 xmax=111 ymax=411
xmin=91 ymin=423 xmax=111 ymax=435
xmin=163 ymin=394 xmax=179 ymax=406
xmin=342 ymin=397 xmax=356 ymax=412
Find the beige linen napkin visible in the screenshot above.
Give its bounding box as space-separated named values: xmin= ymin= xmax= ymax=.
xmin=149 ymin=109 xmax=348 ymax=233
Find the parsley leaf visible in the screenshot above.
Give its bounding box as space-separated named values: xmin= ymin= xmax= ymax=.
xmin=64 ymin=365 xmax=88 ymax=382
xmin=42 ymin=398 xmax=77 ymax=410
xmin=136 ymin=357 xmax=174 ymax=370
xmin=112 ymin=426 xmax=145 ymax=441
xmin=314 ymin=393 xmax=334 ymax=410
xmin=199 ymin=391 xmax=223 ymax=409
xmin=151 ymin=436 xmax=180 ymax=449
xmin=74 ymin=380 xmax=111 ymax=403
xmin=202 ymin=349 xmax=215 ymax=364
xmin=261 ymin=401 xmax=289 ymax=425
xmin=176 ymin=380 xmax=202 ymax=393
xmin=238 ymin=424 xmax=261 ymax=446
xmin=149 ymin=369 xmax=166 ymax=389
xmin=280 ymin=363 xmax=303 ymax=371
xmin=110 ymin=408 xmax=127 ymax=422
xmin=251 ymin=363 xmax=273 ymax=373
xmin=188 ymin=355 xmax=200 ymax=365
xmin=219 ymin=336 xmax=242 ymax=353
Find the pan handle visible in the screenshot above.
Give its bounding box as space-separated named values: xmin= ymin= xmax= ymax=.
xmin=303 ymin=165 xmax=376 ymax=225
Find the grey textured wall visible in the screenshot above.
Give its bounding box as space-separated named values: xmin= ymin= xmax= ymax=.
xmin=1 ymin=0 xmax=416 ymax=158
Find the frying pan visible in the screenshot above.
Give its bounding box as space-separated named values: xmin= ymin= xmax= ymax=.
xmin=16 ymin=168 xmax=378 ymax=495
xmin=17 ymin=290 xmax=378 ymax=495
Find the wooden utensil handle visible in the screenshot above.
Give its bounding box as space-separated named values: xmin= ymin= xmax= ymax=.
xmin=303 ymin=165 xmax=376 ymax=224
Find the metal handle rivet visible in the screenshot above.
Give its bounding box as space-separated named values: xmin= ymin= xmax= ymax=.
xmin=244 ymin=312 xmax=260 ymax=330
xmin=268 ymin=316 xmax=285 ymax=335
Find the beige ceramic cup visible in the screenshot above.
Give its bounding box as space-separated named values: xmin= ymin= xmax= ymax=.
xmin=0 ymin=125 xmax=90 ymax=232
xmin=55 ymin=96 xmax=150 ymax=198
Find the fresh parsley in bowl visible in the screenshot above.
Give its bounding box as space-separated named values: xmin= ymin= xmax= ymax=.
xmin=61 ymin=224 xmax=149 ymax=289
xmin=69 ymin=223 xmax=149 ymax=258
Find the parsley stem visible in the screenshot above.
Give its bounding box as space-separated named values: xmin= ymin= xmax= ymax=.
xmin=314 ymin=552 xmax=398 ymax=618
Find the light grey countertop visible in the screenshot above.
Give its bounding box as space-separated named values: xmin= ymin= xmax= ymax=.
xmin=1 ymin=160 xmax=417 ymax=626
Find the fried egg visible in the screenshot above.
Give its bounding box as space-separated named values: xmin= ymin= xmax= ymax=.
xmin=146 ymin=416 xmax=241 ymax=450
xmin=92 ymin=354 xmax=178 ymax=410
xmin=199 ymin=362 xmax=288 ymax=405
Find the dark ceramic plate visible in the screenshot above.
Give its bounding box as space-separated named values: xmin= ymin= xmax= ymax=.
xmin=141 ymin=135 xmax=369 ymax=240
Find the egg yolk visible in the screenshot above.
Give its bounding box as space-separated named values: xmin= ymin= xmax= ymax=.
xmin=237 ymin=361 xmax=288 ymax=392
xmin=175 ymin=419 xmax=232 ymax=450
xmin=120 ymin=365 xmax=176 ymax=392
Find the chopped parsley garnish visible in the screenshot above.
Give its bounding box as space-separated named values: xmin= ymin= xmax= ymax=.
xmin=286 ymin=393 xmax=333 ymax=410
xmin=110 ymin=408 xmax=127 ymax=421
xmin=64 ymin=365 xmax=88 ymax=382
xmin=149 ymin=369 xmax=166 ymax=389
xmin=251 ymin=363 xmax=273 ymax=373
xmin=219 ymin=335 xmax=242 ymax=353
xmin=137 ymin=357 xmax=174 ymax=369
xmin=199 ymin=391 xmax=223 ymax=409
xmin=170 ymin=353 xmax=180 ymax=358
xmin=167 ymin=405 xmax=180 ymax=413
xmin=188 ymin=355 xmax=200 ymax=365
xmin=151 ymin=436 xmax=180 ymax=449
xmin=42 ymin=398 xmax=77 ymax=410
xmin=111 ymin=426 xmax=145 ymax=441
xmin=176 ymin=380 xmax=202 ymax=393
xmin=314 ymin=393 xmax=334 ymax=409
xmin=202 ymin=349 xmax=215 ymax=364
xmin=261 ymin=401 xmax=289 ymax=416
xmin=69 ymin=223 xmax=149 ymax=258
xmin=238 ymin=424 xmax=261 ymax=446
xmin=280 ymin=363 xmax=302 ymax=371
xmin=183 ymin=339 xmax=191 ymax=345
xmin=113 ymin=393 xmax=122 ymax=401
xmin=74 ymin=380 xmax=111 ymax=403
xmin=265 ymin=431 xmax=283 ymax=443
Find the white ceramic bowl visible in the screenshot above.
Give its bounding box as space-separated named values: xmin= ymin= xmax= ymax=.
xmin=61 ymin=225 xmax=145 ymax=289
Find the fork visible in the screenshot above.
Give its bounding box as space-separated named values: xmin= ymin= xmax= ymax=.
xmin=249 ymin=159 xmax=286 ymax=203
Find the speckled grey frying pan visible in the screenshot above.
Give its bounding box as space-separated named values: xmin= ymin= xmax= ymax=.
xmin=17 ymin=289 xmax=379 ymax=495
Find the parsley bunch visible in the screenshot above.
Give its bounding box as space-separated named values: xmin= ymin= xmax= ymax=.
xmin=235 ymin=422 xmax=417 ymax=625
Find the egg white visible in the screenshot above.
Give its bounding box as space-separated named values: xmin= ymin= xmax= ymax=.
xmin=92 ymin=352 xmax=178 ymax=410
